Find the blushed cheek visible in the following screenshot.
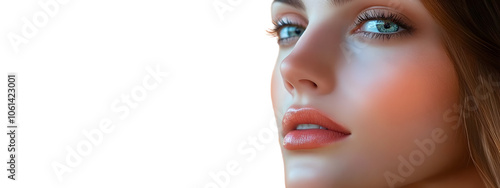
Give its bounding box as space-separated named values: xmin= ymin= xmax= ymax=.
xmin=345 ymin=43 xmax=462 ymax=167
xmin=343 ymin=42 xmax=459 ymax=129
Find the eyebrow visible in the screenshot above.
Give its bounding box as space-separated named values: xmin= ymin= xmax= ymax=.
xmin=272 ymin=0 xmax=353 ymax=10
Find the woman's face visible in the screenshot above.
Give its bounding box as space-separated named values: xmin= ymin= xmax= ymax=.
xmin=270 ymin=0 xmax=468 ymax=187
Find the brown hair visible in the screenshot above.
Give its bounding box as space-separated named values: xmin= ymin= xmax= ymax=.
xmin=422 ymin=0 xmax=500 ymax=187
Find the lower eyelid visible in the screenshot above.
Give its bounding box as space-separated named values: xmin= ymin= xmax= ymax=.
xmin=278 ymin=36 xmax=300 ymax=46
xmin=353 ymin=30 xmax=412 ymax=41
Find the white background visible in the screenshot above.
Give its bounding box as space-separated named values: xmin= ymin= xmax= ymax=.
xmin=0 ymin=0 xmax=285 ymax=187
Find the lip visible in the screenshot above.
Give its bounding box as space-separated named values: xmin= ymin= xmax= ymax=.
xmin=282 ymin=106 xmax=351 ymax=150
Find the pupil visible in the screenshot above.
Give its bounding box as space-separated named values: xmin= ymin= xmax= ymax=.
xmin=294 ymin=28 xmax=302 ymax=35
xmin=384 ymin=22 xmax=391 ymax=29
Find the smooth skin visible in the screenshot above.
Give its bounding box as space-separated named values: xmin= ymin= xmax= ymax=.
xmin=270 ymin=0 xmax=484 ymax=187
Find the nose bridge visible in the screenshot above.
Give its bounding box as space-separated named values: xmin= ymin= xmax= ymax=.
xmin=294 ymin=23 xmax=341 ymax=59
xmin=279 ymin=22 xmax=342 ymax=96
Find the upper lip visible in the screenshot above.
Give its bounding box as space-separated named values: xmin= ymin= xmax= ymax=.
xmin=282 ymin=106 xmax=351 ymax=137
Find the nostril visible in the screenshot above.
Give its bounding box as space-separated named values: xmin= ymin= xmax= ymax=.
xmin=298 ymin=79 xmax=318 ymax=89
xmin=285 ymin=82 xmax=294 ymax=91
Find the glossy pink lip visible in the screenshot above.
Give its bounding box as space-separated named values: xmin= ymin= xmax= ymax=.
xmin=282 ymin=107 xmax=351 ymax=150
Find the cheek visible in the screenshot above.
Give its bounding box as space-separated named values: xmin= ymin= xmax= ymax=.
xmin=347 ymin=44 xmax=459 ymax=130
xmin=271 ymin=54 xmax=292 ymax=117
xmin=338 ymin=43 xmax=464 ymax=179
xmin=271 ymin=60 xmax=284 ymax=112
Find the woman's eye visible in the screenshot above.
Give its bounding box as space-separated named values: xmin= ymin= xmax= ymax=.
xmin=359 ymin=20 xmax=403 ymax=33
xmin=279 ymin=26 xmax=305 ymax=40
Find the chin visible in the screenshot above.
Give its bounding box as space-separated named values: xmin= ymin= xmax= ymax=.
xmin=285 ymin=173 xmax=334 ymax=188
xmin=283 ymin=154 xmax=346 ymax=188
xmin=282 ymin=151 xmax=391 ymax=188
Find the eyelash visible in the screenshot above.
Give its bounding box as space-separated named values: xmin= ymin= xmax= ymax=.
xmin=267 ymin=19 xmax=304 ymax=44
xmin=268 ymin=10 xmax=416 ymax=43
xmin=353 ymin=10 xmax=415 ymax=40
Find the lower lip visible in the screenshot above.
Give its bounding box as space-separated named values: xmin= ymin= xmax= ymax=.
xmin=283 ymin=129 xmax=349 ymax=150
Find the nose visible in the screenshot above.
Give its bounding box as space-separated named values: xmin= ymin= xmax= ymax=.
xmin=279 ymin=26 xmax=340 ymax=97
